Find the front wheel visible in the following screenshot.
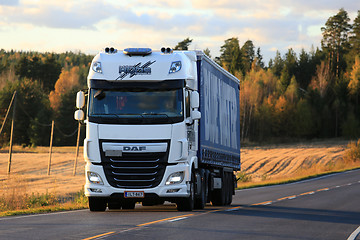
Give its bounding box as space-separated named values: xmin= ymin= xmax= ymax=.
xmin=177 ymin=172 xmax=195 ymax=211
xmin=89 ymin=197 xmax=107 ymax=212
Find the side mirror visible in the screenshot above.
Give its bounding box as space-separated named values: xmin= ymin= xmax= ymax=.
xmin=76 ymin=91 xmax=85 ymax=109
xmin=190 ymin=91 xmax=199 ymax=109
xmin=74 ymin=109 xmax=85 ymax=121
xmin=191 ymin=110 xmax=201 ymax=120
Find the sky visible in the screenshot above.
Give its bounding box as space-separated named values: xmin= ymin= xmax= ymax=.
xmin=0 ymin=0 xmax=359 ymax=64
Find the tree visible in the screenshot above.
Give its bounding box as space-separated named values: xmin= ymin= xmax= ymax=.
xmin=348 ymin=56 xmax=360 ymax=105
xmin=321 ymin=8 xmax=352 ymax=76
xmin=203 ymin=48 xmax=211 ymax=58
xmin=0 ymin=79 xmax=51 ymax=146
xmin=310 ymin=61 xmax=332 ymax=98
xmin=350 ymin=10 xmax=360 ymax=54
xmin=256 ymin=47 xmax=265 ymax=69
xmin=15 ymin=55 xmax=61 ymax=93
xmin=270 ymin=51 xmax=284 ymax=77
xmin=241 ymin=40 xmax=255 ymax=74
xmin=297 ymin=49 xmax=312 ymax=90
xmin=218 ymin=37 xmax=242 ymax=75
xmin=49 ymin=67 xmax=80 ymax=111
xmin=174 ymin=38 xmax=193 ymax=50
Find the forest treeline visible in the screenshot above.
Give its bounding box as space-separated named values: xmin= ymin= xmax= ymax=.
xmin=0 ymin=51 xmax=92 ymax=146
xmin=217 ymin=8 xmax=360 ymax=142
xmin=0 ymin=8 xmax=360 ymax=146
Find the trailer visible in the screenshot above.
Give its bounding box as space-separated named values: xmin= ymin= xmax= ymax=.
xmin=75 ymin=47 xmax=240 ymax=211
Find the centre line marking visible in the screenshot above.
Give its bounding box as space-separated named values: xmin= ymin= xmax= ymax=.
xmin=83 ymin=232 xmax=115 ymax=240
xmin=300 ymin=191 xmax=315 ymax=196
xmin=137 ymin=214 xmax=194 ymax=227
xmin=252 ymin=201 xmax=272 ymax=206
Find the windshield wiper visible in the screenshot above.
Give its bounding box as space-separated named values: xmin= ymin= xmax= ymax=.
xmin=141 ymin=113 xmax=170 ymax=118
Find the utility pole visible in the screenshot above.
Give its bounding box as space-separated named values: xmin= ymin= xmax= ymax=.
xmin=47 ymin=120 xmax=54 ymax=176
xmin=7 ymin=91 xmax=17 ymax=175
xmin=73 ymin=122 xmax=81 ymax=176
xmin=0 ymin=91 xmax=17 ymax=136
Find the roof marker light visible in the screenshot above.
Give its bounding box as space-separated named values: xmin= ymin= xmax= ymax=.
xmin=169 ymin=61 xmax=181 ymax=74
xmin=92 ymin=61 xmax=102 ymax=73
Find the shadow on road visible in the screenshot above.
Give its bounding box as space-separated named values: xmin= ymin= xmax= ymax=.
xmin=219 ymin=205 xmax=360 ymax=225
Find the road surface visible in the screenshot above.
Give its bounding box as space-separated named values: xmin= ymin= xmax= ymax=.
xmin=1 ymin=169 xmax=360 ymax=240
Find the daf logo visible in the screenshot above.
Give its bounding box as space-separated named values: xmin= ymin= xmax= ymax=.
xmin=123 ymin=146 xmax=146 ymax=151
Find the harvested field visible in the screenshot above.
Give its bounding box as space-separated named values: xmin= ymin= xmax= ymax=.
xmin=240 ymin=140 xmax=350 ymax=183
xmin=0 ymin=140 xmax=357 ymax=198
xmin=0 ymin=146 xmax=85 ymax=197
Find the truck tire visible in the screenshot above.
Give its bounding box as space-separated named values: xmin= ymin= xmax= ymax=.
xmin=122 ymin=200 xmax=136 ymax=209
xmin=177 ymin=171 xmax=195 ymax=211
xmin=89 ymin=197 xmax=107 ymax=212
xmin=108 ymin=201 xmax=122 ymax=210
xmin=194 ymin=169 xmax=206 ymax=209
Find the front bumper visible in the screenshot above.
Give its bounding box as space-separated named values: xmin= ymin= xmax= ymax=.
xmin=84 ymin=162 xmax=191 ymax=199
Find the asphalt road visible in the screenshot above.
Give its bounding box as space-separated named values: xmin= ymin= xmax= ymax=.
xmin=1 ymin=169 xmax=360 ymax=240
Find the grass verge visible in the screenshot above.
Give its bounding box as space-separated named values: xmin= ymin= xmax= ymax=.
xmin=0 ymin=189 xmax=88 ymax=217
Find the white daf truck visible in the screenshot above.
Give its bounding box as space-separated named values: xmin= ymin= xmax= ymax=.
xmin=75 ymin=47 xmax=240 ymax=211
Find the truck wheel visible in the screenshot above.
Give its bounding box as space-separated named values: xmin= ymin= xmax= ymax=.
xmin=211 ymin=172 xmax=226 ymax=206
xmin=194 ymin=169 xmax=206 ymax=209
xmin=108 ymin=201 xmax=122 ymax=210
xmin=177 ymin=172 xmax=195 ymax=211
xmin=89 ymin=197 xmax=107 ymax=212
xmin=122 ymin=200 xmax=136 ymax=209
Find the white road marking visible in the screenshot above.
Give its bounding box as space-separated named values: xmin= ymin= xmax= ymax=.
xmin=347 ymin=226 xmax=360 ymax=240
xmin=168 ymin=217 xmax=189 ymax=222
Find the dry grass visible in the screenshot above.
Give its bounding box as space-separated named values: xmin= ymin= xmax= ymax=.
xmin=0 ymin=146 xmax=85 ymax=197
xmin=0 ymin=146 xmax=86 ymax=215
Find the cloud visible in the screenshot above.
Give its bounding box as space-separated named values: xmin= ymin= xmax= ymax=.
xmin=0 ymin=0 xmax=19 ymax=6
xmin=0 ymin=1 xmax=122 ymax=29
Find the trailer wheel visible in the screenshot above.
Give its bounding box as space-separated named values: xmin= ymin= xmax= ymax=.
xmin=177 ymin=171 xmax=195 ymax=211
xmin=211 ymin=176 xmax=226 ymax=206
xmin=89 ymin=197 xmax=107 ymax=212
xmin=225 ymin=172 xmax=233 ymax=205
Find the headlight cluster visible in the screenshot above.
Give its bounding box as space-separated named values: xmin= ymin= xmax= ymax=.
xmin=87 ymin=172 xmax=104 ymax=185
xmin=166 ymin=171 xmax=184 ymax=185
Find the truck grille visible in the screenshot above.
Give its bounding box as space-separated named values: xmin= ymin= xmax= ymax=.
xmin=99 ymin=140 xmax=170 ymax=189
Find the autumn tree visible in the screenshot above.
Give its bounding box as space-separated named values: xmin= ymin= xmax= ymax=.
xmin=49 ymin=67 xmax=80 ymax=111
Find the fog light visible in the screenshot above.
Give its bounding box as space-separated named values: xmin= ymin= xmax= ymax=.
xmin=166 ymin=189 xmax=180 ymax=193
xmin=89 ymin=188 xmax=103 ymax=193
xmin=87 ymin=172 xmax=104 ymax=185
xmin=166 ymin=171 xmax=184 ymax=185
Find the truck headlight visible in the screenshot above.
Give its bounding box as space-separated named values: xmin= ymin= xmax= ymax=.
xmin=87 ymin=172 xmax=104 ymax=185
xmin=166 ymin=171 xmax=184 ymax=185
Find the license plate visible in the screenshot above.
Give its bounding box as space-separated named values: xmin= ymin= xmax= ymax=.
xmin=124 ymin=191 xmax=144 ymax=198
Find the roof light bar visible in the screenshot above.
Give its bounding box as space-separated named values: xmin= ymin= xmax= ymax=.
xmin=123 ymin=48 xmax=152 ymax=56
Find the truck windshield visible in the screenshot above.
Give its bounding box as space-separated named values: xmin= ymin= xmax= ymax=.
xmin=88 ymin=88 xmax=184 ymax=124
